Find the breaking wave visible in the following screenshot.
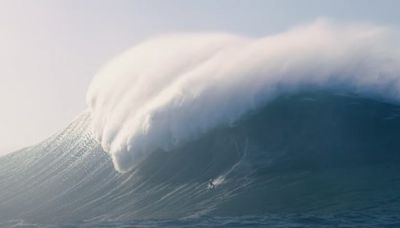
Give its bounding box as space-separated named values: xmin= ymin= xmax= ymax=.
xmin=1 ymin=21 xmax=400 ymax=225
xmin=87 ymin=20 xmax=400 ymax=172
xmin=1 ymin=92 xmax=400 ymax=224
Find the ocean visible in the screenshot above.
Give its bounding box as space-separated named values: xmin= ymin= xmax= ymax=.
xmin=1 ymin=92 xmax=400 ymax=227
xmin=1 ymin=22 xmax=400 ymax=227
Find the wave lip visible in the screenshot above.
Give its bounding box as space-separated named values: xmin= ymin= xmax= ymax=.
xmin=87 ymin=20 xmax=400 ymax=172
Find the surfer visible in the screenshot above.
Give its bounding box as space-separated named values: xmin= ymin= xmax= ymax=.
xmin=208 ymin=178 xmax=215 ymax=189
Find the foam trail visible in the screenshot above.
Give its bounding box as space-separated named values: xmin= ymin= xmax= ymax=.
xmin=87 ymin=20 xmax=400 ymax=172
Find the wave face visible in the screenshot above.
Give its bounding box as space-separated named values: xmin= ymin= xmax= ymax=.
xmin=87 ymin=21 xmax=400 ymax=172
xmin=2 ymin=21 xmax=400 ymax=226
xmin=1 ymin=91 xmax=400 ymax=225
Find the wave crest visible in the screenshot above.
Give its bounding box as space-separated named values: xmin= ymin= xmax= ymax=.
xmin=86 ymin=20 xmax=400 ymax=172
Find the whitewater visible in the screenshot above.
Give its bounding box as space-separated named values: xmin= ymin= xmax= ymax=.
xmin=87 ymin=21 xmax=400 ymax=172
xmin=1 ymin=21 xmax=400 ymax=227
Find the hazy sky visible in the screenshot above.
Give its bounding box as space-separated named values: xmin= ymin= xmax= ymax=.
xmin=1 ymin=0 xmax=399 ymax=154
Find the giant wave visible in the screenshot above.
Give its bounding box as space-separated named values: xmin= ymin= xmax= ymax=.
xmin=1 ymin=21 xmax=400 ymax=226
xmin=87 ymin=20 xmax=400 ymax=172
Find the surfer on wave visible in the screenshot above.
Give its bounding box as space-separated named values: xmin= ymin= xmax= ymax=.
xmin=208 ymin=178 xmax=215 ymax=189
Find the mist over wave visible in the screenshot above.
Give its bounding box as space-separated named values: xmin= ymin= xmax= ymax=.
xmin=1 ymin=19 xmax=400 ymax=227
xmin=87 ymin=20 xmax=400 ymax=172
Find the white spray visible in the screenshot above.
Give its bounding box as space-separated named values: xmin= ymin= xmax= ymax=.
xmin=87 ymin=21 xmax=400 ymax=172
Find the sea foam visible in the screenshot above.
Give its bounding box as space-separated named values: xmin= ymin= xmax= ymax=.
xmin=87 ymin=20 xmax=400 ymax=172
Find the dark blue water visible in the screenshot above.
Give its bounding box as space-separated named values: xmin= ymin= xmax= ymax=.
xmin=1 ymin=91 xmax=400 ymax=227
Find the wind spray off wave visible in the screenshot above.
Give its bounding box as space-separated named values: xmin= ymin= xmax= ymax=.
xmin=2 ymin=20 xmax=400 ymax=226
xmin=87 ymin=20 xmax=400 ymax=172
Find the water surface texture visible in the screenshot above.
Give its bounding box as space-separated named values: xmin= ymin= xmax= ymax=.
xmin=1 ymin=92 xmax=400 ymax=227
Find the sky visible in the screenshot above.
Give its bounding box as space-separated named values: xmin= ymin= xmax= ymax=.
xmin=0 ymin=0 xmax=400 ymax=154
